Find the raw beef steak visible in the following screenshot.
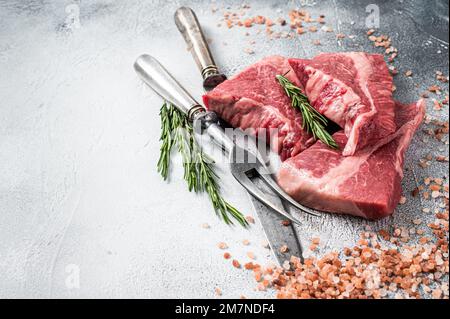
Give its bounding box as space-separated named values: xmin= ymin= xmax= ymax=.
xmin=289 ymin=52 xmax=396 ymax=156
xmin=277 ymin=99 xmax=425 ymax=219
xmin=203 ymin=56 xmax=314 ymax=161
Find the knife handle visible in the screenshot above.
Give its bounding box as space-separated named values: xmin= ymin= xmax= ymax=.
xmin=174 ymin=7 xmax=226 ymax=89
xmin=134 ymin=54 xmax=205 ymax=120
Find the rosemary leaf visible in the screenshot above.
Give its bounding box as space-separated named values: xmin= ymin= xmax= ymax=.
xmin=157 ymin=102 xmax=173 ymax=180
xmin=276 ymin=75 xmax=339 ymax=149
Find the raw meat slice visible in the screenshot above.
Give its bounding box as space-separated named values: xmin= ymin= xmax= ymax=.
xmin=203 ymin=55 xmax=314 ymax=161
xmin=289 ymin=52 xmax=396 ymax=156
xmin=277 ymin=99 xmax=425 ymax=219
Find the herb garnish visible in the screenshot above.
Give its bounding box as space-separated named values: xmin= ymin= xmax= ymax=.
xmin=158 ymin=102 xmax=248 ymax=227
xmin=276 ymin=74 xmax=338 ymax=149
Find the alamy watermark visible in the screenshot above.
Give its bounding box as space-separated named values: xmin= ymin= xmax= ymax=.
xmin=65 ymin=264 xmax=80 ymax=289
xmin=366 ymin=4 xmax=380 ymax=29
xmin=175 ymin=120 xmax=282 ymax=174
xmin=64 ymin=3 xmax=81 ymax=30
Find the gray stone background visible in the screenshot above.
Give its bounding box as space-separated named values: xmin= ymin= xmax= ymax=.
xmin=0 ymin=0 xmax=448 ymax=298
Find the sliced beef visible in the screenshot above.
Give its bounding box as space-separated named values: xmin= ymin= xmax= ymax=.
xmin=277 ymin=99 xmax=425 ymax=219
xmin=203 ymin=55 xmax=314 ymax=161
xmin=289 ymin=52 xmax=396 ymax=156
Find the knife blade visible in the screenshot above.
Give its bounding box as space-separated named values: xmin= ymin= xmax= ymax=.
xmin=249 ymin=178 xmax=303 ymax=265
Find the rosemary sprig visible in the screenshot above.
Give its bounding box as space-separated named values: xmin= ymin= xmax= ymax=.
xmin=172 ymin=110 xmax=198 ymax=191
xmin=157 ymin=102 xmax=248 ymax=227
xmin=195 ymin=148 xmax=248 ymax=226
xmin=276 ymin=74 xmax=338 ymax=149
xmin=157 ymin=102 xmax=174 ymax=180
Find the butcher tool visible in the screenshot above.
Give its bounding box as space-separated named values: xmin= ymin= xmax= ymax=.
xmin=173 ymin=7 xmax=315 ymax=263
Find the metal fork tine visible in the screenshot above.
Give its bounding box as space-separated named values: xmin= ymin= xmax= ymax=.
xmin=232 ymin=172 xmax=303 ymax=226
xmin=256 ymin=169 xmax=320 ymax=217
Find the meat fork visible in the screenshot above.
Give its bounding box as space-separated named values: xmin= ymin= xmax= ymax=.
xmin=134 ymin=55 xmax=318 ymax=225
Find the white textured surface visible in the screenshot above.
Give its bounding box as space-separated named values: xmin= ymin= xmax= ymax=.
xmin=0 ymin=0 xmax=448 ymax=298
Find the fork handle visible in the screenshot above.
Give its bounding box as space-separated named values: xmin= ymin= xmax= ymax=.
xmin=134 ymin=54 xmax=234 ymax=152
xmin=134 ymin=54 xmax=202 ymax=117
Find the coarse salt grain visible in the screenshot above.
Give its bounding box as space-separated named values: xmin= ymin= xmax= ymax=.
xmin=432 ymin=289 xmax=442 ymax=299
xmin=399 ymin=196 xmax=407 ymax=204
xmin=244 ymin=48 xmax=255 ymax=54
xmin=245 ymin=216 xmax=255 ymax=224
xmin=432 ymin=191 xmax=441 ymax=198
xmin=218 ymin=242 xmax=228 ymax=249
xmin=280 ymin=245 xmax=289 ymax=253
xmin=281 ymin=220 xmax=291 ymax=226
xmin=247 ymin=252 xmax=256 ymax=260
